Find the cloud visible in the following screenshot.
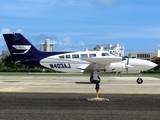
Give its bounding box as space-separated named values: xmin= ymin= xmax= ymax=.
xmin=63 ymin=37 xmax=72 ymax=46
xmin=79 ymin=41 xmax=85 ymax=46
xmin=0 ymin=28 xmax=23 ymax=46
xmin=0 ymin=1 xmax=90 ymax=18
xmin=32 ymin=33 xmax=85 ymax=51
xmin=1 ymin=28 xmax=23 ymax=34
xmin=16 ymin=29 xmax=23 ymax=33
xmin=1 ymin=28 xmax=12 ymax=34
xmin=33 ymin=33 xmax=57 ymax=41
xmin=51 ymin=36 xmax=86 ymax=51
xmin=93 ymin=0 xmax=123 ymax=7
xmin=0 ymin=28 xmax=10 ymax=47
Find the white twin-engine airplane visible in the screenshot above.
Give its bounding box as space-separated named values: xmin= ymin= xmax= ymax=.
xmin=3 ymin=33 xmax=157 ymax=84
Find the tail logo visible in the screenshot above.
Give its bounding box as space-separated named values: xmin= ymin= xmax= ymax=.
xmin=12 ymin=45 xmax=31 ymax=54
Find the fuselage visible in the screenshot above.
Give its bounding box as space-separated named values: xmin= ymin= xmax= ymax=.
xmin=38 ymin=50 xmax=157 ymax=73
xmin=39 ymin=50 xmax=122 ymax=73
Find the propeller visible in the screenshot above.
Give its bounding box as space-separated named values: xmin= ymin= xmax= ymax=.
xmin=126 ymin=57 xmax=129 ymax=75
xmin=125 ymin=57 xmax=132 ymax=75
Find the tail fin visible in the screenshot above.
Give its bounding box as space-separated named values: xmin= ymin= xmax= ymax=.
xmin=3 ymin=33 xmax=43 ymax=62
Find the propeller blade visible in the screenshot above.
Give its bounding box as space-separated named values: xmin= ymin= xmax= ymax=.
xmin=127 ymin=57 xmax=129 ymax=65
xmin=126 ymin=56 xmax=129 ymax=75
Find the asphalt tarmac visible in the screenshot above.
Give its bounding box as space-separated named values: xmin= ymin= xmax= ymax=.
xmin=0 ymin=93 xmax=160 ymax=120
xmin=0 ymin=76 xmax=160 ymax=120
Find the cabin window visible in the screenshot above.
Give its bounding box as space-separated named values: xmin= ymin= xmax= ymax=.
xmin=66 ymin=55 xmax=70 ymax=59
xmin=81 ymin=54 xmax=88 ymax=58
xmin=59 ymin=55 xmax=64 ymax=59
xmin=72 ymin=54 xmax=79 ymax=58
xmin=89 ymin=54 xmax=96 ymax=57
xmin=102 ymin=53 xmax=109 ymax=56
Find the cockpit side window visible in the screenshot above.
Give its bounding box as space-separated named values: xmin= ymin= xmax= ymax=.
xmin=102 ymin=53 xmax=109 ymax=56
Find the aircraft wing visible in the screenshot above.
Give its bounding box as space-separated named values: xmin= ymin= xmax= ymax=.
xmin=78 ymin=56 xmax=122 ymax=72
xmin=80 ymin=56 xmax=122 ymax=64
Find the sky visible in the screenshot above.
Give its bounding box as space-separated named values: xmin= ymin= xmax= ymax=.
xmin=0 ymin=0 xmax=160 ymax=55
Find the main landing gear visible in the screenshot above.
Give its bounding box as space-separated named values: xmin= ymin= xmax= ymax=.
xmin=90 ymin=71 xmax=101 ymax=83
xmin=136 ymin=74 xmax=143 ymax=84
xmin=89 ymin=71 xmax=144 ymax=84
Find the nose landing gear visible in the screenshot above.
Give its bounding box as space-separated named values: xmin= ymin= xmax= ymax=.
xmin=137 ymin=78 xmax=143 ymax=84
xmin=137 ymin=74 xmax=143 ymax=84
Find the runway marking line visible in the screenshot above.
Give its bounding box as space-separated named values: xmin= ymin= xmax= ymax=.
xmin=0 ymin=91 xmax=160 ymax=95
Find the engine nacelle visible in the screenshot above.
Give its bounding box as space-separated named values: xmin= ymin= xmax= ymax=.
xmin=110 ymin=63 xmax=126 ymax=72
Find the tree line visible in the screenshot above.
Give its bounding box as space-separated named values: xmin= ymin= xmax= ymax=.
xmin=0 ymin=55 xmax=160 ymax=73
xmin=0 ymin=55 xmax=56 ymax=72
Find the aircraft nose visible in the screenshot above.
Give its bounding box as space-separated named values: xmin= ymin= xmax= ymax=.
xmin=150 ymin=62 xmax=158 ymax=68
xmin=140 ymin=60 xmax=158 ymax=71
xmin=146 ymin=61 xmax=158 ymax=69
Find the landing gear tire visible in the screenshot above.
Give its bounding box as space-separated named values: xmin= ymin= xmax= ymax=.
xmin=137 ymin=78 xmax=143 ymax=84
xmin=90 ymin=76 xmax=101 ymax=83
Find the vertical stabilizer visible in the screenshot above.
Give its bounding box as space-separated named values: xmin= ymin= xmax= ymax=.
xmin=3 ymin=33 xmax=42 ymax=62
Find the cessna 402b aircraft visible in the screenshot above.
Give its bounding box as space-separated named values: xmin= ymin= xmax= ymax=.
xmin=3 ymin=33 xmax=157 ymax=84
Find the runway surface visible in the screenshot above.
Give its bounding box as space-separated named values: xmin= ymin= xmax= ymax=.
xmin=0 ymin=76 xmax=160 ymax=94
xmin=0 ymin=76 xmax=160 ymax=119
